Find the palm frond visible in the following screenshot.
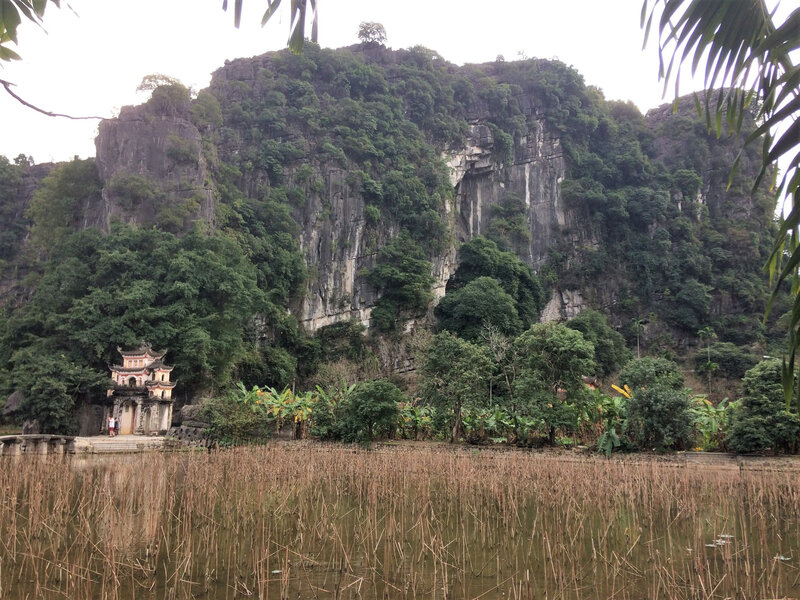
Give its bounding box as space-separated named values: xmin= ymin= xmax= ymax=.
xmin=643 ymin=0 xmax=800 ymax=410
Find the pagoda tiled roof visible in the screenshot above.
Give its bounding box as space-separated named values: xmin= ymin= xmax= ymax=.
xmin=145 ymin=380 xmax=177 ymax=389
xmin=147 ymin=359 xmax=174 ymax=371
xmin=110 ymin=365 xmax=150 ymax=373
xmin=111 ymin=363 xmax=173 ymax=373
xmin=117 ymin=343 xmax=167 ymax=360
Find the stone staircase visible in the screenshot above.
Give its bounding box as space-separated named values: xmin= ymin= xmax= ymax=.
xmin=74 ymin=435 xmax=166 ymax=454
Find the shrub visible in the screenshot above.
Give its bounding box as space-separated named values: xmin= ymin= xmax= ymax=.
xmin=341 ymin=379 xmax=403 ymax=443
xmin=620 ymin=357 xmax=684 ymax=392
xmin=107 ymin=173 xmax=160 ymax=211
xmin=371 ymin=299 xmax=397 ymax=332
xmin=364 ymin=204 xmax=381 ymax=226
xmin=435 ymin=276 xmax=522 ymax=341
xmin=694 ymin=342 xmax=758 ymax=380
xmin=190 ymin=90 xmax=223 ymax=131
xmin=726 ymin=359 xmax=800 ymax=453
xmin=367 ymin=233 xmax=434 ymax=313
xmin=199 ymin=395 xmax=273 ymax=446
xmin=626 ymin=386 xmax=693 ymax=452
xmin=166 ymin=136 xmax=199 ymax=166
xmin=147 ymin=83 xmax=191 ymax=117
xmin=567 ymin=309 xmax=631 ymax=378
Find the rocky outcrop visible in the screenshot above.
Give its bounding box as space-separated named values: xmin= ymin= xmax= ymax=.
xmin=445 ymin=111 xmax=574 ymax=270
xmin=96 ymin=101 xmax=215 ymax=231
xmin=288 ymin=167 xmax=459 ymax=331
xmin=282 ymin=110 xmax=574 ymax=331
xmin=540 ymin=289 xmax=587 ymax=322
xmin=290 ymin=167 xmax=382 ymax=330
xmin=0 ymin=162 xmax=54 ymax=305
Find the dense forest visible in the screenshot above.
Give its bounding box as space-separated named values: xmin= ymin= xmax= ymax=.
xmin=0 ymin=42 xmax=796 ymax=452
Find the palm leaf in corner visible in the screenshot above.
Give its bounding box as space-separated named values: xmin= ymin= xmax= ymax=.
xmin=642 ymin=0 xmax=800 ymax=411
xmin=222 ymin=0 xmax=317 ymax=53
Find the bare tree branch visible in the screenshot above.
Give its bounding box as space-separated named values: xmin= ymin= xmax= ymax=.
xmin=1 ymin=78 xmax=104 ymax=120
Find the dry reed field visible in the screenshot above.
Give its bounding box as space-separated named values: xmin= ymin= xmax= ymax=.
xmin=0 ymin=445 xmax=798 ymax=600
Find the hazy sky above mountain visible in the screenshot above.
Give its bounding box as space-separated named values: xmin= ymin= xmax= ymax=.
xmin=0 ymin=0 xmax=743 ymax=163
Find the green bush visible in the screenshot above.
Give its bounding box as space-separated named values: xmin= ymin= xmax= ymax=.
xmin=165 ymin=136 xmax=199 ymax=166
xmin=199 ymin=395 xmax=274 ymax=446
xmin=371 ymin=299 xmax=397 ymax=332
xmin=147 ymin=83 xmax=191 ymax=116
xmin=367 ymin=233 xmax=434 ymax=313
xmin=190 ymin=90 xmax=223 ymax=131
xmin=108 ymin=173 xmax=160 ymax=211
xmin=364 ymin=204 xmax=381 ymax=226
xmin=448 ymin=236 xmax=544 ymax=329
xmin=619 ymin=357 xmax=684 ymax=392
xmin=726 ymin=360 xmax=800 ymax=453
xmin=626 ymin=386 xmax=693 ymax=452
xmin=694 ymin=342 xmax=758 ymax=380
xmin=566 ymin=309 xmax=631 ymax=378
xmin=435 ymin=276 xmax=522 ymax=341
xmin=311 ymin=379 xmax=403 ymax=443
xmin=341 ymin=379 xmax=403 ymax=443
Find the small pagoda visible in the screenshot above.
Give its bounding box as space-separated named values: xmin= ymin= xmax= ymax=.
xmin=108 ymin=344 xmax=177 ymax=435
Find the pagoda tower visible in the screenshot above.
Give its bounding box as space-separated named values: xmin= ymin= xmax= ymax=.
xmin=108 ymin=344 xmax=177 ymax=435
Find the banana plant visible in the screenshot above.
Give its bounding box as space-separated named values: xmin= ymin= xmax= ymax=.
xmin=690 ymin=395 xmax=738 ymax=451
xmin=235 ymin=382 xmax=268 ymax=411
xmin=597 ymin=390 xmax=629 ymax=458
xmin=398 ymin=402 xmax=434 ymax=440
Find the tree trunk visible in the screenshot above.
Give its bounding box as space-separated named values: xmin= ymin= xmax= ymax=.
xmin=450 ymin=403 xmax=462 ymax=443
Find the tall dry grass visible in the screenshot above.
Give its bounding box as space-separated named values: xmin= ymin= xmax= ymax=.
xmin=0 ymin=445 xmax=797 ymax=599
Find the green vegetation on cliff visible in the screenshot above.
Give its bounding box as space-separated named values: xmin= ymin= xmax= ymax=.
xmin=0 ymin=43 xmax=789 ymax=442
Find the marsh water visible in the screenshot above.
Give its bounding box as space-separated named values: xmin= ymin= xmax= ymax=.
xmin=1 ymin=445 xmax=798 ymax=599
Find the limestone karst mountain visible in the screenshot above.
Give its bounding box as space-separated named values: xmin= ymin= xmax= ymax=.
xmin=0 ymin=43 xmax=782 ymax=402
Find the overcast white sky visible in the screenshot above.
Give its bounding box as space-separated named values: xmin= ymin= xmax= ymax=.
xmin=0 ymin=0 xmax=767 ymax=163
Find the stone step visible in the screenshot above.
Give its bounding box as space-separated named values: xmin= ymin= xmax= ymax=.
xmin=74 ymin=435 xmax=166 ymax=454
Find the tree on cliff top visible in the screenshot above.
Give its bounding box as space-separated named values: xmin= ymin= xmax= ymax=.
xmin=358 ymin=22 xmax=387 ymax=45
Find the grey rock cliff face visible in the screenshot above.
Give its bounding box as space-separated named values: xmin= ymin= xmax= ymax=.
xmin=446 ymin=112 xmax=571 ymax=269
xmin=441 ymin=103 xmax=592 ymax=325
xmin=291 ymin=167 xmax=381 ymax=330
xmin=290 ymin=105 xmax=584 ymax=331
xmin=0 ymin=162 xmax=54 ymax=305
xmin=95 ymin=103 xmax=215 ymax=230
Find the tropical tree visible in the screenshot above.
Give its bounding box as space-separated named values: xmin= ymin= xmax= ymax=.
xmin=419 ymin=331 xmax=494 ymax=442
xmin=513 ymin=322 xmax=595 ymax=444
xmin=626 ymin=386 xmax=694 ymax=452
xmin=435 ymin=276 xmax=522 ymax=342
xmin=642 ymin=0 xmax=800 ymax=410
xmin=3 ymin=348 xmax=108 ymax=433
xmin=619 ymin=356 xmax=684 ymax=392
xmin=358 ymin=21 xmax=387 ymax=45
xmin=697 ymin=326 xmax=718 ymax=394
xmin=632 ymin=318 xmax=647 ymax=359
xmin=726 ymin=359 xmax=800 ymax=453
xmin=691 ymin=395 xmax=736 ymax=451
xmin=448 ymin=237 xmax=545 ymax=329
xmin=344 ymin=379 xmax=403 ymax=443
xmin=567 ymin=309 xmax=631 ymax=378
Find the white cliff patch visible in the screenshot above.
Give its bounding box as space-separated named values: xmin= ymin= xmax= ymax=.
xmin=540 ymin=289 xmax=586 ymax=323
